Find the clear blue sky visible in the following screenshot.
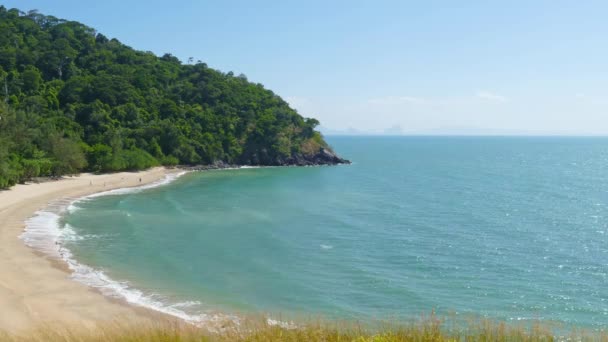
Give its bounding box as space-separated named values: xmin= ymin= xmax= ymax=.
xmin=3 ymin=0 xmax=608 ymax=134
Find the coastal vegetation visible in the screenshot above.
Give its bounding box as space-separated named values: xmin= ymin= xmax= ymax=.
xmin=0 ymin=7 xmax=346 ymax=189
xmin=2 ymin=316 xmax=595 ymax=342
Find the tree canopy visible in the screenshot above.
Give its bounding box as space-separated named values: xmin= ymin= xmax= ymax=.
xmin=0 ymin=6 xmax=339 ymax=189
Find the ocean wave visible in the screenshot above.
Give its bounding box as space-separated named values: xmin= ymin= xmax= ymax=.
xmin=67 ymin=202 xmax=82 ymax=213
xmin=62 ymin=251 xmax=236 ymax=327
xmin=22 ymin=210 xmax=63 ymax=257
xmin=61 ymin=224 xmax=85 ymax=242
xmin=18 ymin=171 xmax=240 ymax=327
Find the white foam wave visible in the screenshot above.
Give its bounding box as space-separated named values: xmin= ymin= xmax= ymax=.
xmin=22 ymin=211 xmax=63 ymax=257
xmin=67 ymin=203 xmax=82 ymax=213
xmin=169 ymin=300 xmax=203 ymax=309
xmin=61 ymin=224 xmax=85 ymax=242
xmin=320 ymin=244 xmax=333 ymax=250
xmin=61 ymin=224 xmax=103 ymax=242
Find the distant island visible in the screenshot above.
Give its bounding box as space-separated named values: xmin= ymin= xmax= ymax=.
xmin=0 ymin=7 xmax=348 ymax=189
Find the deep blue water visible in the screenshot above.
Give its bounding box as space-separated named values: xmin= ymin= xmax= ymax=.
xmin=62 ymin=137 xmax=608 ymax=328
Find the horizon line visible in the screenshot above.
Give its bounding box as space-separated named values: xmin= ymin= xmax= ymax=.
xmin=322 ymin=134 xmax=608 ymax=137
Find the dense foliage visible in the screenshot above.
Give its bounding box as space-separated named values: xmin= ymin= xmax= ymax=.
xmin=0 ymin=7 xmax=332 ymax=188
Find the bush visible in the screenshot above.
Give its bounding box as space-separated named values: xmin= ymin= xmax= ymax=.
xmin=86 ymin=143 xmax=113 ymax=172
xmin=0 ymin=155 xmax=22 ymax=188
xmin=161 ymin=155 xmax=180 ymax=166
xmin=20 ymin=157 xmax=53 ymax=180
xmin=121 ymin=149 xmax=159 ymax=170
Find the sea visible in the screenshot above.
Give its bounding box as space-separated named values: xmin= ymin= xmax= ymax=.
xmin=21 ymin=136 xmax=608 ymax=329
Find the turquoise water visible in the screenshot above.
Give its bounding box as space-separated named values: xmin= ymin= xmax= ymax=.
xmin=62 ymin=137 xmax=608 ymax=328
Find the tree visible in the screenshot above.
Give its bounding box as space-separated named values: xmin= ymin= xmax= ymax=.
xmin=0 ymin=67 xmax=7 ymax=102
xmin=49 ymin=136 xmax=87 ymax=175
xmin=21 ymin=66 xmax=42 ymax=93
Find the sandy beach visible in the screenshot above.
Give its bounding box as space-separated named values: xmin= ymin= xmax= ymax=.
xmin=0 ymin=167 xmax=177 ymax=333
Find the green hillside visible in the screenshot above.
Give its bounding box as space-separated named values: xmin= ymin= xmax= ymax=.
xmin=0 ymin=7 xmax=347 ymax=188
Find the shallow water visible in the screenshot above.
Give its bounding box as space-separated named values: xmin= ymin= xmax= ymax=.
xmin=58 ymin=137 xmax=608 ymax=328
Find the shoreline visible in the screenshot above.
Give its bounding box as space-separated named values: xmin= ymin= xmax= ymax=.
xmin=0 ymin=167 xmax=181 ymax=333
xmin=0 ymin=164 xmax=338 ymax=335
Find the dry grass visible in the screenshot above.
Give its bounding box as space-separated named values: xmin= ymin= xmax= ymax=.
xmin=2 ymin=315 xmax=607 ymax=342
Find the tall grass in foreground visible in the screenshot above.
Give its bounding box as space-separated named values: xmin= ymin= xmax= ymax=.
xmin=1 ymin=316 xmax=607 ymax=342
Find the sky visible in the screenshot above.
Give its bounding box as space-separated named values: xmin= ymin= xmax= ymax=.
xmin=3 ymin=0 xmax=608 ymax=135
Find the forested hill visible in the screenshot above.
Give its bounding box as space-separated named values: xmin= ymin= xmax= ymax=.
xmin=0 ymin=7 xmax=348 ymax=188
